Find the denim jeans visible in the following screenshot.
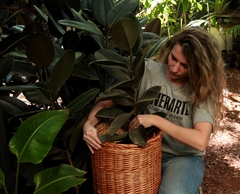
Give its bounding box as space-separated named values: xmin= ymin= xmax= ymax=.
xmin=158 ymin=152 xmax=205 ymax=194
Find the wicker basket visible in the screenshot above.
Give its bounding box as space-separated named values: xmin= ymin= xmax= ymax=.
xmin=91 ymin=122 xmax=162 ymax=194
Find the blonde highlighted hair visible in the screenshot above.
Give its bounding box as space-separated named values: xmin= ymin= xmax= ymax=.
xmin=154 ymin=27 xmax=226 ymax=132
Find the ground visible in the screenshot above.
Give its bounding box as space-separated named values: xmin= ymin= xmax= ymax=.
xmin=201 ymin=68 xmax=240 ymax=194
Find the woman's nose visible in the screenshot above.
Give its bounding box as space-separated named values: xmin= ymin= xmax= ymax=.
xmin=172 ymin=62 xmax=180 ymax=72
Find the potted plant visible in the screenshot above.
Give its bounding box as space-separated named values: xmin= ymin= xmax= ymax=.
xmin=68 ymin=0 xmax=165 ymax=193
xmin=0 ymin=0 xmax=164 ymax=193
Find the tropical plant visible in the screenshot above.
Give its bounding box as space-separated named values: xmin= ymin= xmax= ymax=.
xmin=0 ymin=0 xmax=165 ymax=193
xmin=138 ymin=0 xmax=207 ymax=37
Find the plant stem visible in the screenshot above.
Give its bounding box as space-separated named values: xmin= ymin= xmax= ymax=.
xmin=14 ymin=164 xmax=20 ymax=194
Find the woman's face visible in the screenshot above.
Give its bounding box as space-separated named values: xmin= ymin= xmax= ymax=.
xmin=166 ymin=43 xmax=189 ymax=86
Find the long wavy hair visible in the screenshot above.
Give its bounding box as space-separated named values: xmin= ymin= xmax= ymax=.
xmin=154 ymin=27 xmax=226 ymax=132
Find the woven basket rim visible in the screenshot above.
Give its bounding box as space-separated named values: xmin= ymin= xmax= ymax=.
xmin=95 ymin=121 xmax=162 ymax=149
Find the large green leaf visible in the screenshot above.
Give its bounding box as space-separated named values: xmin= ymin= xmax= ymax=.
xmin=136 ymin=86 xmax=161 ymax=113
xmin=48 ymin=50 xmax=75 ymax=96
xmin=129 ymin=125 xmax=147 ymax=147
xmin=34 ymin=164 xmax=86 ymax=194
xmin=0 ymin=96 xmax=30 ymax=116
xmin=112 ymin=18 xmax=139 ymax=51
xmin=109 ymin=111 xmax=133 ymax=135
xmin=96 ymin=107 xmax=125 ymax=119
xmin=25 ymin=32 xmax=54 ymax=68
xmin=70 ymin=8 xmax=86 ymax=22
xmin=0 ymin=34 xmax=27 ymax=57
xmin=92 ymin=0 xmax=114 ymax=26
xmin=33 ymin=5 xmax=48 ymax=22
xmin=94 ymin=49 xmax=129 ymax=66
xmin=9 ymin=109 xmax=69 ymax=164
xmin=58 ymin=20 xmax=102 ymax=35
xmin=2 ymin=9 xmax=22 ymax=26
xmin=72 ymin=65 xmax=99 ymax=80
xmin=106 ymin=0 xmax=139 ymax=28
xmin=96 ymin=89 xmax=133 ymax=103
xmin=91 ymin=60 xmax=130 ymax=80
xmin=67 ymin=87 xmax=100 ymax=114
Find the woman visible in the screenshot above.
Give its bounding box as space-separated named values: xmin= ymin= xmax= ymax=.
xmin=83 ymin=28 xmax=226 ymax=194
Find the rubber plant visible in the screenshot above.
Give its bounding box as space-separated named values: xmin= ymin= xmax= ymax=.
xmin=0 ymin=0 xmax=164 ymax=193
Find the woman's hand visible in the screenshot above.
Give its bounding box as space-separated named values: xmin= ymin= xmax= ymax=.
xmin=83 ymin=122 xmax=102 ymax=154
xmin=128 ymin=115 xmax=155 ymax=130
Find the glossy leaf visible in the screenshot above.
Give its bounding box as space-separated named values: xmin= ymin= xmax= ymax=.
xmin=96 ymin=107 xmax=125 ymax=119
xmin=48 ymin=50 xmax=75 ymax=96
xmin=34 ymin=164 xmax=86 ymax=194
xmin=0 ymin=96 xmax=30 ymax=116
xmin=144 ymin=18 xmax=161 ymax=35
xmin=58 ymin=20 xmax=102 ymax=35
xmin=112 ymin=18 xmax=138 ymax=51
xmin=94 ymin=49 xmax=129 ymax=66
xmin=129 ymin=125 xmax=147 ymax=147
xmin=33 ymin=5 xmax=48 ymax=22
xmin=22 ymin=22 xmax=44 ymax=37
xmin=92 ymin=0 xmax=114 ymax=26
xmin=67 ymin=87 xmax=100 ymax=114
xmin=109 ymin=111 xmax=133 ymax=135
xmin=25 ymin=32 xmax=54 ymax=68
xmin=91 ymin=60 xmax=130 ymax=80
xmin=2 ymin=9 xmax=22 ymax=26
xmin=70 ymin=8 xmax=86 ymax=22
xmin=136 ymin=86 xmax=161 ymax=114
xmin=73 ymin=65 xmax=99 ymax=80
xmin=0 ymin=34 xmax=27 ymax=57
xmin=96 ymin=89 xmax=133 ymax=103
xmin=9 ymin=109 xmax=69 ymax=164
xmin=106 ymin=0 xmax=139 ymax=28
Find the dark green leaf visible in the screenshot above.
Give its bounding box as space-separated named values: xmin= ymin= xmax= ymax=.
xmin=129 ymin=125 xmax=147 ymax=147
xmin=96 ymin=107 xmax=125 ymax=119
xmin=25 ymin=32 xmax=54 ymax=68
xmin=0 ymin=35 xmax=27 ymax=57
xmin=92 ymin=0 xmax=114 ymax=26
xmin=112 ymin=18 xmax=138 ymax=51
xmin=48 ymin=50 xmax=75 ymax=95
xmin=70 ymin=8 xmax=86 ymax=22
xmin=0 ymin=169 xmax=5 ymax=189
xmin=136 ymin=86 xmax=161 ymax=114
xmin=33 ymin=5 xmax=48 ymax=22
xmin=109 ymin=111 xmax=133 ymax=135
xmin=67 ymin=87 xmax=100 ymax=114
xmin=34 ymin=164 xmax=86 ymax=194
xmin=91 ymin=60 xmax=130 ymax=80
xmin=106 ymin=0 xmax=139 ymax=28
xmin=2 ymin=9 xmax=22 ymax=26
xmin=96 ymin=89 xmax=133 ymax=103
xmin=94 ymin=49 xmax=129 ymax=65
xmin=58 ymin=20 xmax=102 ymax=35
xmin=9 ymin=109 xmax=69 ymax=164
xmin=73 ymin=64 xmax=99 ymax=80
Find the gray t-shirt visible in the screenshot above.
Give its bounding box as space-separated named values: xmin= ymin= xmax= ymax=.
xmin=138 ymin=60 xmax=214 ymax=156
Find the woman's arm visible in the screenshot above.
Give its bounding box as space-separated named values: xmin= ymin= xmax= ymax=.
xmin=129 ymin=114 xmax=212 ymax=152
xmin=83 ymin=100 xmax=115 ymax=154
